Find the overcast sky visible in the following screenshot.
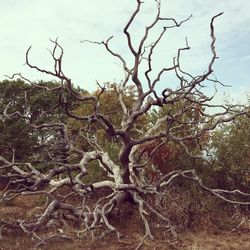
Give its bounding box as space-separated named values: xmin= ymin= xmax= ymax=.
xmin=0 ymin=0 xmax=249 ymax=103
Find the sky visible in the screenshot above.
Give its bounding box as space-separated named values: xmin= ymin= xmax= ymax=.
xmin=0 ymin=0 xmax=249 ymax=104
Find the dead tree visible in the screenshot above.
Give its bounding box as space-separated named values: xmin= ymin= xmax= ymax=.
xmin=1 ymin=0 xmax=249 ymax=246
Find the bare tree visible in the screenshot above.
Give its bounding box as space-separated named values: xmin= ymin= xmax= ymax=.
xmin=1 ymin=0 xmax=249 ymax=246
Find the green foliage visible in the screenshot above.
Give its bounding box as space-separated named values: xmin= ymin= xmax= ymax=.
xmin=0 ymin=79 xmax=65 ymax=164
xmin=68 ymin=83 xmax=148 ymax=161
xmin=1 ymin=79 xmax=249 ymax=192
xmin=81 ymin=161 xmax=107 ymax=184
xmin=0 ymin=116 xmax=38 ymax=161
xmin=210 ymin=111 xmax=250 ymax=191
xmin=139 ymin=100 xmax=208 ymax=178
xmin=0 ymin=79 xmax=36 ymax=160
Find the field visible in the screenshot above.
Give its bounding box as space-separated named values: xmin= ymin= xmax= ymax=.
xmin=0 ymin=189 xmax=249 ymax=250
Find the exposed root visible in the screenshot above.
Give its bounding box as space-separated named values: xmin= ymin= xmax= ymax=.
xmin=132 ymin=192 xmax=154 ymax=240
xmin=34 ymin=233 xmax=72 ymax=248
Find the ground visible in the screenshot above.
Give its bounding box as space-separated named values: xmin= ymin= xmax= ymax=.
xmin=1 ymin=229 xmax=249 ymax=249
xmin=0 ymin=189 xmax=249 ymax=249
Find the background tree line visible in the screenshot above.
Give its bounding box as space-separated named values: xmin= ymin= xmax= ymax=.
xmin=1 ymin=79 xmax=249 ymax=191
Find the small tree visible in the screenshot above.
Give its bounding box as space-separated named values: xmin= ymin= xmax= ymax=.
xmin=210 ymin=108 xmax=250 ymax=191
xmin=0 ymin=0 xmax=249 ymax=245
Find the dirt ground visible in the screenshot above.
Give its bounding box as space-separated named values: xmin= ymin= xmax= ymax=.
xmin=0 ymin=190 xmax=249 ymax=250
xmin=0 ymin=230 xmax=249 ymax=250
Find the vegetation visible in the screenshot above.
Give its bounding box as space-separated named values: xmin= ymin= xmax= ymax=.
xmin=210 ymin=109 xmax=250 ymax=191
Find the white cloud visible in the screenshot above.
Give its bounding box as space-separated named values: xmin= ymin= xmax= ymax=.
xmin=0 ymin=0 xmax=249 ymax=97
